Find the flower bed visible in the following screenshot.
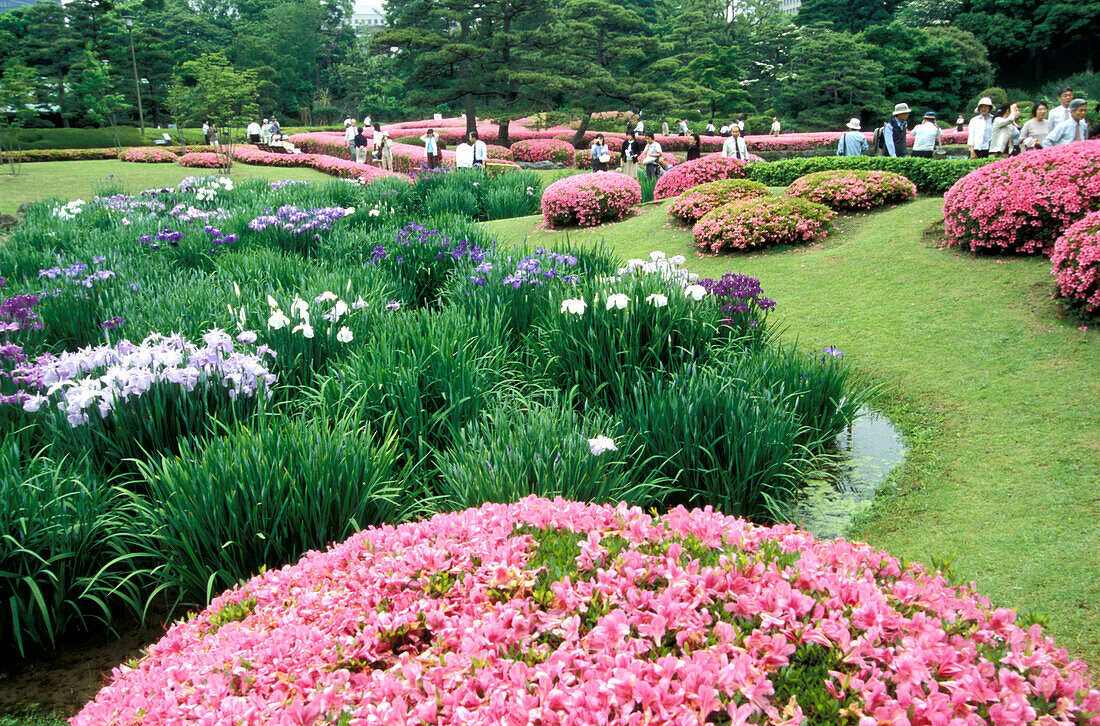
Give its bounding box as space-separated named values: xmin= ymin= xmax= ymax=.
xmin=943 ymin=140 xmax=1100 ymax=254
xmin=746 ymin=156 xmax=989 ymax=194
xmin=1051 ymin=210 xmax=1100 ymax=315
xmin=119 ymin=147 xmax=179 ymax=164
xmin=693 ymin=196 xmax=834 ymax=253
xmin=230 ymin=145 xmax=408 ymax=184
xmin=668 ymin=179 xmax=770 ymax=222
xmin=511 ymin=139 xmax=576 ymax=165
xmin=486 ymin=143 xmax=512 ymax=160
xmin=541 ymin=171 xmax=641 ymax=227
xmin=786 ymin=169 xmax=917 ymax=211
xmin=287 ymin=132 xmax=456 ymax=175
xmin=177 ymin=152 xmax=222 ymax=168
xmin=72 ymin=497 xmax=1100 ymax=726
xmin=653 ymin=156 xmax=750 ymax=199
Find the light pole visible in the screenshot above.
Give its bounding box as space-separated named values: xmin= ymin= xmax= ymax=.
xmin=122 ymin=17 xmax=145 ymax=138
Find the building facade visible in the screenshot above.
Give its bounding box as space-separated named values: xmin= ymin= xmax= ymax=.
xmin=0 ymin=0 xmax=61 ymax=13
xmin=779 ymin=0 xmax=801 ymax=13
xmin=351 ymin=4 xmax=385 ymax=32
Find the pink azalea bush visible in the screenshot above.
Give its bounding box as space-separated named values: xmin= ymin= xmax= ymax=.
xmin=230 ymin=146 xmax=407 ymax=184
xmin=1051 ymin=210 xmax=1100 ymax=315
xmin=511 ymin=139 xmax=576 ymax=165
xmin=693 ymin=197 xmax=834 ymax=253
xmin=177 ymin=151 xmax=223 ymax=169
xmin=287 ymin=132 xmax=456 ymax=174
xmin=786 ymin=169 xmax=917 ymax=211
xmin=653 ymin=156 xmax=750 ymax=200
xmin=943 ymin=140 xmax=1100 ymax=254
xmin=119 ymin=146 xmax=179 ymax=163
xmin=541 ymin=172 xmax=641 ymax=228
xmin=486 ymin=143 xmax=512 ymax=160
xmin=668 ymin=179 xmax=770 ymax=223
xmin=72 ymin=497 xmax=1100 ymax=726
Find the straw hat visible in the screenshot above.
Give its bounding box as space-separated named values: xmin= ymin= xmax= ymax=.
xmin=974 ymin=97 xmax=993 ymax=113
xmin=893 ymin=103 xmax=912 ymax=115
xmin=846 ymin=118 xmax=861 ymax=130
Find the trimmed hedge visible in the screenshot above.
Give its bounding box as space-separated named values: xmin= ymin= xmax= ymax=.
xmin=746 ymin=156 xmax=991 ymax=194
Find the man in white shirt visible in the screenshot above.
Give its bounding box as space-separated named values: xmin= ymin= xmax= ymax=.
xmin=641 ymin=132 xmax=662 ymax=178
xmin=344 ymin=122 xmax=356 ymax=157
xmin=247 ymin=120 xmax=261 ymax=143
xmin=420 ymin=129 xmax=440 ymax=168
xmin=1043 ymin=98 xmax=1090 ymax=147
xmin=770 ymin=117 xmax=782 ymax=136
xmin=911 ymin=112 xmax=942 ymax=158
xmin=721 ymin=125 xmax=749 ymax=160
xmin=634 ymin=118 xmax=644 ymax=135
xmin=470 ymin=132 xmax=488 ymax=168
xmin=455 ymin=139 xmax=474 ymax=168
xmin=719 ymin=124 xmax=730 ymax=136
xmin=1048 ymin=87 xmax=1074 ymax=128
xmin=363 ymin=115 xmax=372 ymax=128
xmin=678 ymin=119 xmax=689 ymax=136
xmin=967 ymin=96 xmax=995 ymax=158
xmin=706 ymin=121 xmax=715 ymax=135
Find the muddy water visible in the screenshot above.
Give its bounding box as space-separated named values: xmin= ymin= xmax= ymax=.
xmin=794 ymin=407 xmax=905 ymax=539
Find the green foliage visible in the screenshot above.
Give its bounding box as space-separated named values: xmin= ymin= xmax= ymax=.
xmin=769 ymin=643 xmax=849 ymax=721
xmin=776 ymin=28 xmax=886 ymax=129
xmin=0 ymin=440 xmax=151 ymax=656
xmin=138 ymin=414 xmax=407 ymax=604
xmin=167 ymin=52 xmax=258 ymax=162
xmin=746 ymin=156 xmax=991 ymax=193
xmin=205 ymin=597 xmax=256 ymax=633
xmin=795 ymin=0 xmax=907 ymax=33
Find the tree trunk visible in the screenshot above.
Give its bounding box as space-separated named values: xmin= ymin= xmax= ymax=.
xmin=497 ymin=118 xmax=509 ymax=145
xmin=464 ymin=94 xmax=477 ymax=135
xmin=570 ymin=111 xmax=592 ymax=148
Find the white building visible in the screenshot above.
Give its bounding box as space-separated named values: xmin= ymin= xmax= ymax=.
xmin=779 ymin=0 xmax=801 ymax=13
xmin=351 ymin=3 xmax=385 ymax=31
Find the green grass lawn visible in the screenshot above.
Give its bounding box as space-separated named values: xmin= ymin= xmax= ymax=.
xmin=0 ymin=160 xmax=332 ymax=216
xmin=485 ymin=197 xmax=1100 ymax=670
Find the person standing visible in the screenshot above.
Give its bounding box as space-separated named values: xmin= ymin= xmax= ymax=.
xmin=662 ymin=120 xmax=670 ymax=135
xmin=770 ymin=117 xmax=782 ymax=136
xmin=686 ymin=134 xmax=702 ymax=160
xmin=455 ymin=136 xmax=474 ymax=168
xmin=641 ymin=131 xmax=663 ymax=178
xmin=371 ymin=122 xmax=384 ymax=160
xmin=344 ymin=121 xmax=356 ymax=158
xmin=353 ymin=126 xmax=369 ymax=164
xmin=1048 ymin=87 xmax=1074 ymax=128
xmin=247 ymin=119 xmax=261 ymax=144
xmin=590 ymin=134 xmax=609 ymax=171
xmin=719 ymin=123 xmax=730 ymax=136
xmin=706 ymin=120 xmax=715 ymax=135
xmin=883 ymin=103 xmax=911 ymax=157
xmin=955 ymin=113 xmax=966 ymax=132
xmin=1043 ymin=98 xmax=1089 ymax=147
xmin=202 ymin=120 xmax=211 ymax=145
xmin=634 ymin=117 xmax=645 ymax=136
xmin=420 ymin=129 xmax=440 ymax=168
xmin=721 ymin=125 xmax=749 ymax=160
xmin=678 ymin=118 xmax=689 ymax=136
xmin=470 ymin=131 xmax=488 ymax=168
xmin=837 ymin=118 xmax=869 ymax=156
xmin=990 ymin=102 xmax=1020 ymax=157
xmin=967 ymin=97 xmax=995 ymax=158
xmin=910 ymin=112 xmax=942 ymax=158
xmin=1019 ymin=102 xmax=1050 ymax=152
xmin=378 ymin=129 xmax=393 ymax=171
xmin=363 ymin=114 xmax=373 ymax=129
xmin=270 ymin=118 xmax=280 ymax=140
xmin=620 ymin=130 xmax=643 ymax=178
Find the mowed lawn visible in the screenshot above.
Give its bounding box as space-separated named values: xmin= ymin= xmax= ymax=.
xmin=485 ymin=196 xmax=1100 ymax=669
xmin=0 ymin=160 xmax=332 ymax=216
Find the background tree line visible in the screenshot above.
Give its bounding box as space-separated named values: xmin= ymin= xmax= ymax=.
xmin=0 ymin=0 xmax=1096 ymax=134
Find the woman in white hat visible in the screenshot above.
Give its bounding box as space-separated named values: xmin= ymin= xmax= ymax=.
xmin=837 ymin=118 xmax=868 ymax=156
xmin=967 ymin=97 xmax=995 ymax=158
xmin=911 ymin=112 xmax=943 ymax=158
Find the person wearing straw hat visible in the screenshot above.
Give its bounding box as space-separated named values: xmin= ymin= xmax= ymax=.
xmin=911 ymin=112 xmax=943 ymax=158
xmin=967 ymin=97 xmax=995 ymax=158
xmin=837 ymin=118 xmax=868 ymax=156
xmin=1042 ymin=98 xmax=1090 ymax=147
xmin=883 ymin=103 xmax=911 ymax=157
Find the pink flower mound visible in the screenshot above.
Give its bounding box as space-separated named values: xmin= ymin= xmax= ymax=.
xmin=1051 ymin=210 xmax=1100 ymax=314
xmin=668 ymin=179 xmax=770 ymax=223
xmin=511 ymin=139 xmax=576 ymax=164
xmin=653 ymin=156 xmax=749 ymax=200
xmin=693 ymin=197 xmax=834 ymax=253
xmin=119 ymin=146 xmax=178 ymax=163
xmin=541 ymin=172 xmax=641 ymax=228
xmin=177 ymin=151 xmax=222 ymax=168
xmin=943 ymin=140 xmax=1100 ymax=254
xmin=72 ymin=498 xmax=1100 ymax=726
xmin=486 ymin=144 xmax=512 ymax=160
xmin=786 ymin=169 xmax=917 ymax=211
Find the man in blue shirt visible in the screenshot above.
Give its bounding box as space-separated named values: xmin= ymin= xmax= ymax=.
xmin=1043 ymin=99 xmax=1090 ymax=147
xmin=837 ymin=118 xmax=869 ymax=156
xmin=883 ymin=103 xmax=910 ymax=157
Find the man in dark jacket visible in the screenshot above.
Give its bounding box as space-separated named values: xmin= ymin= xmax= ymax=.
xmin=883 ymin=102 xmax=911 ymax=157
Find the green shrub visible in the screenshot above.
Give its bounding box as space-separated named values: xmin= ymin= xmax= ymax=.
xmin=138 ymin=414 xmax=406 ymax=604
xmin=0 ymin=440 xmax=151 ymax=655
xmin=436 ymin=394 xmax=667 ymax=510
xmin=746 ymin=157 xmax=991 ymax=194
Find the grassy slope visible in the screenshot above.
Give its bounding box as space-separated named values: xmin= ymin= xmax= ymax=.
xmin=484 ymin=197 xmax=1100 ymax=668
xmin=0 ymin=160 xmax=331 ymax=216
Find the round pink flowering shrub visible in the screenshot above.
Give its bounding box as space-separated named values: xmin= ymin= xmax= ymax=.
xmin=541 ymin=172 xmax=641 ymax=228
xmin=486 ymin=143 xmax=512 ymax=160
xmin=668 ymin=179 xmax=770 ymax=223
xmin=511 ymin=139 xmax=576 ymax=165
xmin=1051 ymin=210 xmax=1100 ymax=315
xmin=693 ymin=197 xmax=834 ymax=253
xmin=73 ymin=498 xmax=1100 ymax=726
xmin=786 ymin=169 xmax=917 ymax=211
xmin=944 ymin=140 xmax=1100 ymax=254
xmin=653 ymin=155 xmax=749 ymax=199
xmin=177 ymin=151 xmax=223 ymax=168
xmin=119 ymin=146 xmax=178 ymax=163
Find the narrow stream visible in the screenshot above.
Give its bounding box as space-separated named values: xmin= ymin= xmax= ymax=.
xmin=794 ymin=407 xmax=906 ymax=539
